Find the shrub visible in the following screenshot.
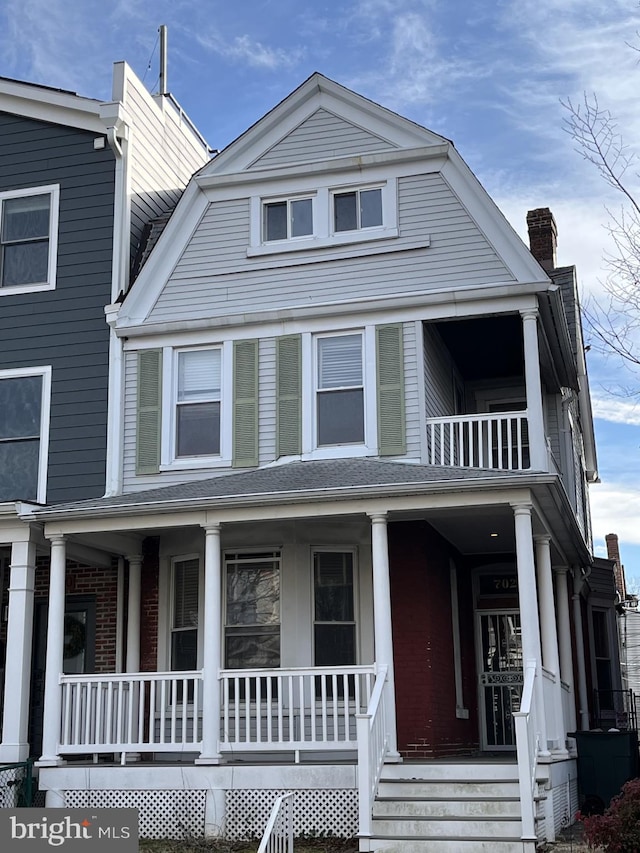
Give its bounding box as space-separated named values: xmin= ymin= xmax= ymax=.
xmin=578 ymin=777 xmax=640 ymax=852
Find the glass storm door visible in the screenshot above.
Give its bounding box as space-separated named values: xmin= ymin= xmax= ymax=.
xmin=477 ymin=611 xmax=523 ymax=750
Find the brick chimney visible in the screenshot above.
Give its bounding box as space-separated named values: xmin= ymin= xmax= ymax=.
xmin=606 ymin=532 xmax=627 ymax=600
xmin=526 ymin=208 xmax=557 ymax=272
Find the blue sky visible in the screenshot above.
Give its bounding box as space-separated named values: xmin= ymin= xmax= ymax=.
xmin=2 ymin=0 xmax=639 ymax=582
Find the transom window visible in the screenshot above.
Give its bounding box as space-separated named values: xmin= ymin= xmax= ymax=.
xmin=316 ymin=333 xmax=365 ymax=446
xmin=0 ymin=187 xmax=58 ymax=291
xmin=263 ymin=197 xmax=313 ymax=242
xmin=314 ymin=551 xmax=356 ymax=666
xmin=176 ymin=348 xmax=221 ymax=457
xmin=333 ymin=187 xmax=382 ymax=233
xmin=0 ymin=369 xmax=50 ymax=502
xmin=225 ymin=551 xmax=281 ymax=669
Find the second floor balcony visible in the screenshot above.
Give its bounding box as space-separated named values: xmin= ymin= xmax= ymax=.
xmin=426 ymin=410 xmax=531 ymax=472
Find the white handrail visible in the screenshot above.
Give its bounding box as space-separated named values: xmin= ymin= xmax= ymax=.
xmin=514 ymin=660 xmax=538 ymax=842
xmin=356 ymin=665 xmax=389 ymax=843
xmin=258 ymin=792 xmax=294 ymax=853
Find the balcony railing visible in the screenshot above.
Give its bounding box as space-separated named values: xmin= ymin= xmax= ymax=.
xmin=426 ymin=412 xmax=530 ymax=471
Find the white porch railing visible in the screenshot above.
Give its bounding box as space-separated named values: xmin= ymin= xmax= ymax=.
xmin=59 ymin=671 xmax=203 ymax=755
xmin=220 ymin=665 xmax=376 ymax=752
xmin=258 ymin=791 xmax=294 ymax=853
xmin=426 ymin=411 xmax=530 ymax=470
xmin=514 ymin=661 xmax=539 ymax=843
xmin=356 ymin=665 xmax=389 ymax=843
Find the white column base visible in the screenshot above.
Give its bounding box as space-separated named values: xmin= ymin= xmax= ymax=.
xmin=0 ymin=743 xmax=30 ymax=763
xmin=195 ymin=755 xmax=222 ymax=765
xmin=36 ymin=758 xmax=66 ymax=768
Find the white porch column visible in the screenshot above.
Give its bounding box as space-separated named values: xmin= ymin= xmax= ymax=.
xmin=37 ymin=535 xmax=67 ymax=766
xmin=513 ymin=504 xmax=549 ymax=757
xmin=521 ymin=309 xmax=547 ymax=470
xmin=125 ymin=555 xmax=142 ymax=673
xmin=572 ymin=569 xmax=591 ymax=730
xmin=369 ymin=513 xmax=400 ymax=760
xmin=196 ymin=523 xmax=222 ymax=764
xmin=0 ymin=536 xmax=37 ymax=762
xmin=554 ymin=566 xmax=577 ymax=734
xmin=535 ymin=535 xmax=568 ymax=756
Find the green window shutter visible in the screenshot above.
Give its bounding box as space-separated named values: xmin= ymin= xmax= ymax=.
xmin=136 ymin=349 xmax=162 ymax=475
xmin=276 ymin=335 xmax=302 ymax=457
xmin=376 ymin=323 xmax=406 ymax=456
xmin=232 ymin=339 xmax=259 ymax=468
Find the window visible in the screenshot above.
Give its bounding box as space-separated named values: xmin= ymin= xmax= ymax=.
xmin=263 ymin=197 xmax=313 ymax=242
xmin=0 ymin=367 xmax=50 ymax=502
xmin=314 ymin=552 xmax=356 ymax=666
xmin=170 ymin=557 xmax=200 ymax=671
xmin=0 ymin=186 xmax=58 ymax=292
xmin=316 ymin=333 xmax=364 ymax=446
xmin=175 ymin=348 xmax=221 ymax=458
xmin=333 ymin=187 xmax=382 ymax=233
xmin=225 ymin=552 xmax=280 ymax=669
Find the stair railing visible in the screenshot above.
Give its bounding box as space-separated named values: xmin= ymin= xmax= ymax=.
xmin=258 ymin=791 xmax=294 ymax=853
xmin=356 ymin=664 xmax=389 ymax=846
xmin=514 ymin=660 xmax=539 ymax=842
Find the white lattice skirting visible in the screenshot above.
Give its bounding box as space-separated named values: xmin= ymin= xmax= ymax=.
xmin=65 ymin=790 xmax=206 ymax=839
xmin=225 ymin=789 xmax=358 ymax=840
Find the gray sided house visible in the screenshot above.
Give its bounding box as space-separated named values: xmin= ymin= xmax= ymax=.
xmin=19 ymin=74 xmax=615 ymax=852
xmin=0 ymin=64 xmax=209 ymax=764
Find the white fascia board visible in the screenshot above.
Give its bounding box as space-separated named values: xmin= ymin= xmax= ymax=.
xmin=118 ymin=283 xmax=542 ymax=344
xmin=197 ymin=144 xmax=449 ymax=192
xmin=442 ymin=149 xmax=550 ymax=284
xmin=115 ymin=181 xmax=209 ymax=327
xmin=0 ymin=80 xmax=103 ymax=133
xmin=201 ymin=73 xmax=447 ymax=176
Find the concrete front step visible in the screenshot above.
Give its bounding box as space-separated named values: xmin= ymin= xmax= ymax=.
xmin=367 ymin=837 xmax=529 ymax=853
xmin=380 ymin=762 xmax=519 ymax=781
xmin=374 ymin=796 xmax=521 ymax=818
xmin=377 ymin=779 xmax=521 ymax=799
xmin=371 ymin=816 xmax=522 ymax=839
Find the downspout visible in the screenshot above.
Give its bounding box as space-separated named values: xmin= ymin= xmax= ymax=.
xmin=572 ymin=566 xmax=591 ymax=730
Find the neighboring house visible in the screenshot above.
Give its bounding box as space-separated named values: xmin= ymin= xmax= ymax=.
xmin=609 ymin=533 xmax=640 ymax=717
xmin=0 ymin=64 xmax=209 ymax=764
xmin=27 ymin=74 xmax=606 ymax=851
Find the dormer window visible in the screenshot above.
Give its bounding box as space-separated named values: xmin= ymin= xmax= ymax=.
xmin=333 ymin=187 xmax=383 ymax=233
xmin=263 ymin=196 xmax=313 ymax=242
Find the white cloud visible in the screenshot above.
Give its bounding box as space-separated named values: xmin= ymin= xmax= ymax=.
xmin=592 ymin=395 xmax=640 ymax=425
xmin=590 ymin=484 xmax=640 ymax=545
xmin=194 ymin=30 xmax=303 ymax=70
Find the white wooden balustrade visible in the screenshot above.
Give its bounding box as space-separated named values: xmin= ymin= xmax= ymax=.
xmin=514 ymin=661 xmax=539 ymax=843
xmin=356 ymin=665 xmax=389 ymax=842
xmin=426 ymin=411 xmax=530 ymax=470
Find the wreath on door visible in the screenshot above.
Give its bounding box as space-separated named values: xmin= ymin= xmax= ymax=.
xmin=63 ymin=614 xmax=86 ymax=659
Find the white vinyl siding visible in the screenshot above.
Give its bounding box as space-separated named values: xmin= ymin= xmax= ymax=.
xmin=149 ymin=173 xmax=513 ymax=325
xmin=250 ymin=108 xmax=396 ymax=169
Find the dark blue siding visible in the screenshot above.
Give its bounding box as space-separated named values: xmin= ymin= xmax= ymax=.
xmin=0 ymin=112 xmax=115 ymax=503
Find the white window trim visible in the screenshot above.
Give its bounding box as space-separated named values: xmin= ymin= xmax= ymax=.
xmin=159 ymin=342 xmax=233 ymax=471
xmin=311 ymin=547 xmax=359 ymax=665
xmin=248 ymin=179 xmax=397 ymax=257
xmin=168 ymin=553 xmax=203 ymax=671
xmin=0 ymin=185 xmax=59 ymax=295
xmin=301 ymin=328 xmax=377 ymax=459
xmin=0 ymin=364 xmax=52 ymax=504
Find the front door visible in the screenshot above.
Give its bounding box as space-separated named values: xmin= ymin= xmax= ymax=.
xmin=477 ymin=610 xmax=523 ymax=750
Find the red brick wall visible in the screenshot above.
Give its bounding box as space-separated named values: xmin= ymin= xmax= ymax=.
xmin=389 ymin=520 xmax=478 ymax=756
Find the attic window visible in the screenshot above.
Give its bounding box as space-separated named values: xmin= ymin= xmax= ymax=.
xmin=333 ymin=187 xmax=383 ymax=233
xmin=263 ymin=197 xmax=313 ymax=242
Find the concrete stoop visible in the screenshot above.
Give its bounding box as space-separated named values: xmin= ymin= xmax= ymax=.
xmin=360 ymin=762 xmax=542 ymax=853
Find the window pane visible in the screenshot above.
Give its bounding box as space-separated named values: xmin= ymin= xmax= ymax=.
xmin=314 ymin=552 xmax=354 ymax=621
xmin=360 ymin=189 xmax=382 ymax=228
xmin=264 ymin=201 xmax=287 ymax=241
xmin=171 ymin=629 xmax=198 ymax=671
xmin=2 ymin=241 xmax=49 ymax=286
xmin=334 ymin=192 xmax=357 ymax=232
xmin=314 ymin=624 xmax=355 ymax=666
xmin=226 ymin=563 xmax=280 ymax=626
xmin=226 ymin=627 xmax=280 ymax=669
xmin=2 ymin=195 xmax=50 ymax=241
xmin=178 ymin=349 xmax=221 ymax=402
xmin=173 ymin=558 xmax=199 ymax=629
xmin=318 ymin=335 xmax=362 ymax=389
xmin=290 ymin=198 xmax=312 ymax=237
xmin=176 ymin=401 xmax=220 ymax=456
xmin=318 ymin=388 xmax=364 ymax=445
xmin=0 ymin=439 xmax=40 ymax=501
xmin=0 ymin=376 xmax=42 ymax=439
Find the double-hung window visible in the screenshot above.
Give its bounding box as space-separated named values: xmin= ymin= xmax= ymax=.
xmin=175 ymin=348 xmax=221 ymax=458
xmin=313 ymin=551 xmax=356 ymax=667
xmin=333 ymin=187 xmax=382 ymax=233
xmin=0 ymin=186 xmax=58 ymax=292
xmin=225 ymin=551 xmax=281 ymax=669
xmin=170 ymin=557 xmax=200 ymax=671
xmin=263 ymin=197 xmax=313 ymax=242
xmin=316 ymin=333 xmax=365 ymax=446
xmin=0 ymin=367 xmax=51 ymax=502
